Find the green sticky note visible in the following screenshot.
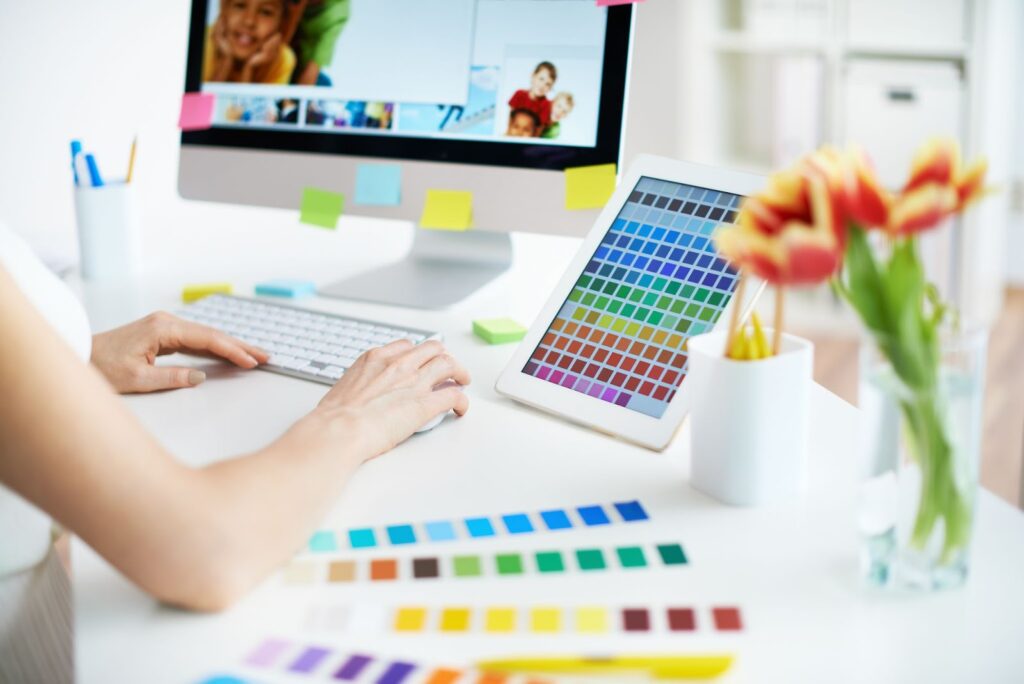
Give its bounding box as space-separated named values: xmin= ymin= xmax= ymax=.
xmin=300 ymin=187 xmax=344 ymax=229
xmin=453 ymin=555 xmax=482 ymax=577
xmin=565 ymin=163 xmax=617 ymax=210
xmin=496 ymin=553 xmax=524 ymax=575
xmin=420 ymin=189 xmax=473 ymax=231
xmin=576 ymin=548 xmax=607 ymax=571
xmin=657 ymin=543 xmax=688 ymax=566
xmin=535 ymin=551 xmax=566 ymax=573
xmin=473 ymin=317 xmax=528 ymax=345
xmin=616 ymin=546 xmax=648 ymax=568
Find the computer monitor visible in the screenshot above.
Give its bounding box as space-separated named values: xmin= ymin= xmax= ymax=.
xmin=179 ymin=0 xmax=635 ymax=308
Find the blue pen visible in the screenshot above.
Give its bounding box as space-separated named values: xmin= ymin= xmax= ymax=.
xmin=84 ymin=153 xmax=104 ymax=188
xmin=70 ymin=140 xmax=82 ymax=186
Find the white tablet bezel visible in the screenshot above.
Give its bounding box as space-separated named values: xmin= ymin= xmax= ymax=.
xmin=495 ymin=154 xmax=765 ymax=451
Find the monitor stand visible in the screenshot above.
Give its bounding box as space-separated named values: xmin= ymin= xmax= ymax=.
xmin=319 ymin=229 xmax=513 ymax=309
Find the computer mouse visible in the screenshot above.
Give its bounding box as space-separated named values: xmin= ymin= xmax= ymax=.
xmin=415 ymin=380 xmax=463 ymax=434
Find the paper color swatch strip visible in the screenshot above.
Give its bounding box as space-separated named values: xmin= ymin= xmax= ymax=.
xmin=306 ymin=500 xmax=650 ymax=553
xmin=197 ymin=639 xmax=561 ymax=684
xmin=285 ymin=542 xmax=686 ymax=585
xmin=391 ymin=605 xmax=742 ymax=635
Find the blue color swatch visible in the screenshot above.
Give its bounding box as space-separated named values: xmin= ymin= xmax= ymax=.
xmin=502 ymin=513 xmax=535 ymax=534
xmin=578 ymin=505 xmax=612 ymax=526
xmin=354 ymin=163 xmax=402 ymax=206
xmin=386 ymin=524 xmax=416 ymax=545
xmin=308 ymin=531 xmax=337 ymax=552
xmin=348 ymin=528 xmax=377 ymax=548
xmin=465 ymin=517 xmax=496 ymax=538
xmin=424 ymin=520 xmax=457 ymax=541
xmin=540 ymin=509 xmax=573 ymax=530
xmin=614 ymin=500 xmax=649 ymax=521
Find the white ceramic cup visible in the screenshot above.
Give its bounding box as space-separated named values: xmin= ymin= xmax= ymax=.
xmin=73 ymin=182 xmax=140 ymax=281
xmin=686 ymin=329 xmax=814 ymax=506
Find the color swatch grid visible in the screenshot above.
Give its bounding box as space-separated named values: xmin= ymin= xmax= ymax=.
xmin=524 ymin=177 xmax=742 ymax=418
xmin=284 ymin=543 xmax=688 ymax=585
xmin=305 ymin=500 xmax=649 ymax=553
xmin=393 ymin=605 xmax=743 ymax=635
xmin=198 ymin=639 xmax=559 ymax=684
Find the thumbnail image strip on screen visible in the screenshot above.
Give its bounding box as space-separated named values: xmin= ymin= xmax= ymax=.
xmin=522 ymin=177 xmax=742 ymax=419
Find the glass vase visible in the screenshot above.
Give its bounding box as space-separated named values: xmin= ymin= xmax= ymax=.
xmin=858 ymin=328 xmax=987 ymax=591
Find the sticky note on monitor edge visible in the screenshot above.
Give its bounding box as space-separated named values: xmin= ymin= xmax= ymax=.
xmin=182 ymin=282 xmax=232 ymax=303
xmin=420 ymin=190 xmax=473 ymax=231
xmin=355 ymin=164 xmax=402 ymax=206
xmin=473 ymin=318 xmax=528 ymax=345
xmin=179 ymin=92 xmax=216 ymax=131
xmin=565 ymin=163 xmax=617 ymax=210
xmin=300 ymin=187 xmax=344 ymax=229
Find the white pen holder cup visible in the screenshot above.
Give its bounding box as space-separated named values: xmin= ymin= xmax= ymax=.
xmin=74 ymin=182 xmax=141 ymax=280
xmin=686 ymin=330 xmax=813 ymax=507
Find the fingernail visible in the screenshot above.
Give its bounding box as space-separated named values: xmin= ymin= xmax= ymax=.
xmin=188 ymin=370 xmax=207 ymax=386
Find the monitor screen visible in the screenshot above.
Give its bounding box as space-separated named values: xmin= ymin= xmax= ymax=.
xmin=183 ymin=0 xmax=632 ymax=170
xmin=521 ymin=176 xmax=743 ymax=419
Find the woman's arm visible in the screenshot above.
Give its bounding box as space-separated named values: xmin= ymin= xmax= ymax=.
xmin=0 ymin=268 xmax=469 ymax=611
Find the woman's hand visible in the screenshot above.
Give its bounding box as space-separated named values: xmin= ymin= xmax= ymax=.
xmin=312 ymin=339 xmax=471 ymax=461
xmin=90 ymin=312 xmax=269 ymax=394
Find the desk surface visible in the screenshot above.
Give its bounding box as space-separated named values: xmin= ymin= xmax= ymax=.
xmin=73 ymin=218 xmax=1024 ymax=683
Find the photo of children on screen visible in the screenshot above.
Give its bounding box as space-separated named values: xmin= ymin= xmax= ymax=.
xmin=204 ymin=0 xmax=350 ymax=85
xmin=506 ymin=62 xmax=575 ymax=139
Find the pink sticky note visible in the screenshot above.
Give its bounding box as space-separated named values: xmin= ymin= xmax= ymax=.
xmin=178 ymin=92 xmax=216 ymax=131
xmin=597 ymin=0 xmax=645 ymax=5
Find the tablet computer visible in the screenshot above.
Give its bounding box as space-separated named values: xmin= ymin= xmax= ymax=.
xmin=496 ymin=155 xmax=764 ymax=450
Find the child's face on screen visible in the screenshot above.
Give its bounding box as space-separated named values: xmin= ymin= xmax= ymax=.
xmin=507 ymin=112 xmax=538 ymax=137
xmin=222 ymin=0 xmax=284 ymax=60
xmin=551 ymin=96 xmax=573 ymax=122
xmin=529 ymin=68 xmax=555 ymax=99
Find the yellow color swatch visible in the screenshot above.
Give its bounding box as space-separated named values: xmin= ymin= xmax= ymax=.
xmin=625 ymin=322 xmax=641 ymax=336
xmin=530 ymin=607 xmax=562 ymax=633
xmin=597 ymin=314 xmax=613 ymax=329
xmin=420 ymin=190 xmax=473 ymax=231
xmin=565 ymin=163 xmax=617 ymax=210
xmin=181 ymin=282 xmax=232 ymax=303
xmin=611 ymin=318 xmax=627 ymax=332
xmin=652 ymin=330 xmax=668 ymax=344
xmin=667 ymin=333 xmax=683 ymax=348
xmin=484 ymin=607 xmax=518 ymax=633
xmin=394 ymin=607 xmax=427 ymax=632
xmin=440 ymin=607 xmax=472 ymax=632
xmin=575 ymin=606 xmax=609 ymax=633
xmin=638 ymin=326 xmax=654 ymax=341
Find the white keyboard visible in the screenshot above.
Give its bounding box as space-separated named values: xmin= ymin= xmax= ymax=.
xmin=179 ymin=295 xmax=440 ymax=385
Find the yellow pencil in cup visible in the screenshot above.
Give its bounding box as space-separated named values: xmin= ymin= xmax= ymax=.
xmin=126 ymin=136 xmax=138 ymax=183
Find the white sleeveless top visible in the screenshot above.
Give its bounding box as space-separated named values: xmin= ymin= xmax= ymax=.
xmin=0 ymin=223 xmax=92 ymax=577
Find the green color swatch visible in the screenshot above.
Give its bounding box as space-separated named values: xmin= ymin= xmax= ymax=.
xmin=535 ymin=551 xmax=566 ymax=573
xmin=496 ymin=553 xmax=524 ymax=575
xmin=452 ymin=555 xmax=482 ymax=577
xmin=576 ymin=549 xmax=607 ymax=571
xmin=657 ymin=543 xmax=688 ymax=566
xmin=616 ymin=546 xmax=648 ymax=568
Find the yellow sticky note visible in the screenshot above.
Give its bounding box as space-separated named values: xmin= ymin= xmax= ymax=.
xmin=484 ymin=608 xmax=518 ymax=633
xmin=530 ymin=607 xmax=562 ymax=633
xmin=575 ymin=606 xmax=609 ymax=633
xmin=420 ymin=190 xmax=473 ymax=231
xmin=565 ymin=163 xmax=617 ymax=210
xmin=182 ymin=282 xmax=232 ymax=303
xmin=439 ymin=607 xmax=472 ymax=632
xmin=394 ymin=607 xmax=427 ymax=632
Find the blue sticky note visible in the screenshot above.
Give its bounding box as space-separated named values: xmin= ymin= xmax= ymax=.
xmin=464 ymin=517 xmax=496 ymax=538
xmin=540 ymin=509 xmax=573 ymax=530
xmin=424 ymin=520 xmax=457 ymax=541
xmin=614 ymin=500 xmax=649 ymax=522
xmin=502 ymin=513 xmax=534 ymax=535
xmin=577 ymin=505 xmax=611 ymax=526
xmin=197 ymin=677 xmax=251 ymax=684
xmin=255 ymin=279 xmax=316 ymax=298
xmin=355 ymin=164 xmax=402 ymax=206
xmin=348 ymin=528 xmax=377 ymax=548
xmin=308 ymin=530 xmax=337 ymax=552
xmin=386 ymin=524 xmax=416 ymax=545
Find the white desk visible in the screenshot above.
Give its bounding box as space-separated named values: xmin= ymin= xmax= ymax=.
xmin=73 ymin=218 xmax=1024 ymax=683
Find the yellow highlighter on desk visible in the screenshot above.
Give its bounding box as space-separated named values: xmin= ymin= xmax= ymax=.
xmin=476 ymin=654 xmax=734 ymax=680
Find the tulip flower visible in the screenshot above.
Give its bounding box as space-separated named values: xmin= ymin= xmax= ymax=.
xmin=842 ymin=147 xmax=893 ymax=228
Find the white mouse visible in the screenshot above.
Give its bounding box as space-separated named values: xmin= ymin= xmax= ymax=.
xmin=415 ymin=380 xmax=463 ymax=434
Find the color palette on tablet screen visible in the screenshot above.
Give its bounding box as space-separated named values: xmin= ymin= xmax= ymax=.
xmin=284 ymin=542 xmax=688 ymax=585
xmin=523 ymin=177 xmax=742 ymax=418
xmin=305 ymin=500 xmax=649 ymax=553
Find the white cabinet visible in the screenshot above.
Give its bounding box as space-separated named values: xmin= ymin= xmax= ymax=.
xmin=847 ymin=0 xmax=967 ymax=51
